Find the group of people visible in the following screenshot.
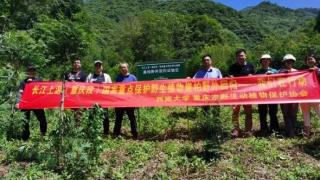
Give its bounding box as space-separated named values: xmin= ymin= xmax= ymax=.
xmin=17 ymin=60 xmax=138 ymax=140
xmin=17 ymin=48 xmax=320 ymax=140
xmin=194 ymin=49 xmax=320 ymax=138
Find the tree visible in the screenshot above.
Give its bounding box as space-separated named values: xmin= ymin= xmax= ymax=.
xmin=0 ymin=0 xmax=89 ymax=80
xmin=0 ymin=0 xmax=83 ymax=33
xmin=315 ymin=11 xmax=320 ymax=33
xmin=0 ymin=31 xmax=48 ymax=69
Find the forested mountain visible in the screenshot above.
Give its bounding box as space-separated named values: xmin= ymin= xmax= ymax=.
xmin=82 ymin=0 xmax=320 ymax=73
xmin=1 ymin=1 xmax=320 ymax=179
xmin=157 ymin=0 xmax=264 ymax=44
xmin=298 ymin=8 xmax=320 ymax=16
xmin=84 ymin=0 xmax=318 ymax=46
xmin=1 ymin=0 xmax=320 ymax=78
xmin=84 ymin=0 xmax=264 ymax=45
xmin=241 ymin=1 xmax=316 ymax=34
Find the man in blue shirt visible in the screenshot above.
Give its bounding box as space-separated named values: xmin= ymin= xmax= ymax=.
xmin=194 ymin=54 xmax=223 ymax=114
xmin=113 ymin=63 xmax=138 ymax=139
xmin=193 ymin=54 xmax=223 ymax=79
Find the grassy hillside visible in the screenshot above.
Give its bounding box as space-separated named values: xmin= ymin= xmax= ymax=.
xmin=0 ymin=107 xmax=319 ymax=179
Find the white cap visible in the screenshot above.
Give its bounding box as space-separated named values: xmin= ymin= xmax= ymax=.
xmin=94 ymin=60 xmax=103 ymax=65
xmin=260 ymin=54 xmax=271 ymax=60
xmin=283 ymin=54 xmax=296 ymax=62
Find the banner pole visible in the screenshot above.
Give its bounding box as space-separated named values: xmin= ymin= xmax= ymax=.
xmin=187 ymin=107 xmax=189 ymax=132
xmin=137 ymin=108 xmax=140 ymax=132
xmin=60 ymin=80 xmax=65 ymax=112
xmin=58 ymin=79 xmax=66 ymax=167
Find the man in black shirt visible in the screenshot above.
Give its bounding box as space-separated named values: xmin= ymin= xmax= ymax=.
xmin=64 ymin=58 xmax=87 ymax=123
xmin=228 ymin=49 xmax=255 ymax=137
xmin=65 ymin=58 xmax=87 ymax=82
xmin=17 ymin=66 xmax=47 ymax=140
xmin=229 ymin=51 xmax=255 ymax=77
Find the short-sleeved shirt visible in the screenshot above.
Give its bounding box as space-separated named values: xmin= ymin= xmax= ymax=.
xmin=193 ymin=67 xmax=223 ymax=79
xmin=278 ymin=68 xmax=297 ymax=73
xmin=87 ymin=73 xmax=112 ymax=83
xmin=256 ymin=67 xmax=278 ymax=75
xmin=116 ymin=74 xmax=137 ymax=83
xmin=65 ymin=71 xmax=87 ymax=82
xmin=229 ymin=61 xmax=255 ymax=77
xmin=91 ymin=74 xmax=105 ymax=83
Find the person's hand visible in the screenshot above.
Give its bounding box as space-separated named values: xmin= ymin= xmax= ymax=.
xmin=15 ymin=103 xmax=19 ymax=109
xmin=27 ymin=78 xmax=33 ymax=82
xmin=309 ymin=67 xmax=317 ymax=72
xmin=186 ymin=77 xmax=191 ymax=79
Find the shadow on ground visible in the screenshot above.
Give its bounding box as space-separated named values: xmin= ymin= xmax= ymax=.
xmin=295 ymin=135 xmax=320 ymax=160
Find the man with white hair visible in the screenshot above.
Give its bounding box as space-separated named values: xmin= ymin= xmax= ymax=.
xmin=113 ymin=63 xmax=138 ymax=139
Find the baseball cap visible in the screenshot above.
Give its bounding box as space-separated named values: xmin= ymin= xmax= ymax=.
xmin=94 ymin=60 xmax=103 ymax=65
xmin=283 ymin=54 xmax=296 ymax=62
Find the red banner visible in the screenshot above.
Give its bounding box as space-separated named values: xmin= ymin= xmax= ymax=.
xmin=18 ymin=71 xmax=320 ymax=109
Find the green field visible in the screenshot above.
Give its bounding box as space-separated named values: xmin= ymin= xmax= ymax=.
xmin=0 ymin=107 xmax=319 ymax=179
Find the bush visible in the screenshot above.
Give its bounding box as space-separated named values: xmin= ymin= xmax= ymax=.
xmin=138 ymin=108 xmax=177 ymax=137
xmin=51 ymin=106 xmax=104 ymax=179
xmin=0 ymin=65 xmax=26 ymax=140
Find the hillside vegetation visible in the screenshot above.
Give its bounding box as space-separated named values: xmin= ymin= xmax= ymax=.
xmin=0 ymin=0 xmax=320 ymax=179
